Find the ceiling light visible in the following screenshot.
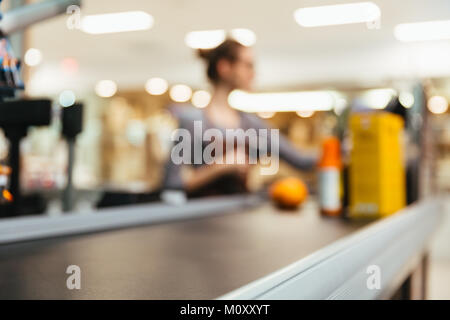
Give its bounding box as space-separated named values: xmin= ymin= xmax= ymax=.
xmin=145 ymin=78 xmax=168 ymax=95
xmin=95 ymin=80 xmax=117 ymax=98
xmin=192 ymin=90 xmax=211 ymax=108
xmin=296 ymin=110 xmax=315 ymax=118
xmin=334 ymin=97 xmax=348 ymax=115
xmin=362 ymin=88 xmax=397 ymax=109
xmin=294 ymin=2 xmax=381 ymax=27
xmin=24 ymin=48 xmax=42 ymax=66
xmin=399 ymin=92 xmax=415 ymax=108
xmin=394 ymin=20 xmax=450 ymax=42
xmin=170 ymin=84 xmax=192 ymax=103
xmin=428 ymin=95 xmax=448 ymax=114
xmin=228 ymin=90 xmax=336 ymax=113
xmin=59 ymin=90 xmax=76 ymax=107
xmin=185 ymin=30 xmax=226 ymax=49
xmin=257 ymin=112 xmax=276 ymax=119
xmin=231 ymin=28 xmax=257 ymax=46
xmin=82 ymin=11 xmax=154 ymax=35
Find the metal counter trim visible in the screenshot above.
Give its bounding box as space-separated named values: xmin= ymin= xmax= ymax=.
xmin=0 ymin=194 xmax=262 ymax=245
xmin=218 ymin=197 xmax=443 ymax=300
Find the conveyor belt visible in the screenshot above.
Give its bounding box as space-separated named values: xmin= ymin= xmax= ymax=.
xmin=0 ymin=199 xmax=367 ymax=299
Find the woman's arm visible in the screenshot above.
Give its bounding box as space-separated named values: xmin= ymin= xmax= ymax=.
xmin=184 ymin=162 xmax=248 ymax=192
xmin=162 ymin=148 xmax=249 ymax=193
xmin=244 ymin=113 xmax=318 ymax=170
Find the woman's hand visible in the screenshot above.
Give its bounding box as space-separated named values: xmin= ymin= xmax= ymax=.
xmin=184 ymin=147 xmax=251 ymax=193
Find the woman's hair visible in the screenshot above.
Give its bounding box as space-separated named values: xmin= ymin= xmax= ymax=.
xmin=198 ymin=39 xmax=244 ymax=83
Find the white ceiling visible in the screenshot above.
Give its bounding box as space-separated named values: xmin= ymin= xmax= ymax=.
xmin=20 ymin=0 xmax=450 ymax=96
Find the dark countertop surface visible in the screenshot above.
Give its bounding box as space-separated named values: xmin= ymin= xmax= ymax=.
xmin=0 ymin=200 xmax=367 ymax=299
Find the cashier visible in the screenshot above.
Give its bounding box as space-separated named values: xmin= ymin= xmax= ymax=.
xmin=161 ymin=39 xmax=316 ymax=200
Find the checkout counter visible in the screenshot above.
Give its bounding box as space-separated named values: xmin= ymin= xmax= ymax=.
xmin=0 ymin=0 xmax=442 ymax=301
xmin=0 ymin=194 xmax=443 ymax=299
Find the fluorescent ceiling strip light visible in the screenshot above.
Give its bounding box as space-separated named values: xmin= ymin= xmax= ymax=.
xmin=185 ymin=30 xmax=226 ymax=49
xmin=228 ymin=90 xmax=337 ymax=113
xmin=82 ymin=11 xmax=154 ymax=34
xmin=394 ymin=20 xmax=450 ymax=42
xmin=230 ymin=28 xmax=257 ymax=46
xmin=294 ymin=2 xmax=381 ymax=27
xmin=362 ymin=88 xmax=397 ymax=109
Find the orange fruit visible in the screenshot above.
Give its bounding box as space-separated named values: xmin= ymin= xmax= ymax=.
xmin=270 ymin=177 xmax=308 ymax=209
xmin=2 ymin=189 xmax=13 ymax=202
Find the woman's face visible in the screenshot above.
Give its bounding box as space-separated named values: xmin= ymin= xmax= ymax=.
xmin=219 ymin=47 xmax=255 ymax=91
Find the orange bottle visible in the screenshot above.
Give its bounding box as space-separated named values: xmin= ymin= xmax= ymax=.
xmin=318 ymin=137 xmax=342 ymax=216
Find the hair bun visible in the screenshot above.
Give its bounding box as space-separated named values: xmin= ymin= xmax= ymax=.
xmin=197 ymin=48 xmax=213 ymax=61
xmin=196 ymin=39 xmax=244 ymax=83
